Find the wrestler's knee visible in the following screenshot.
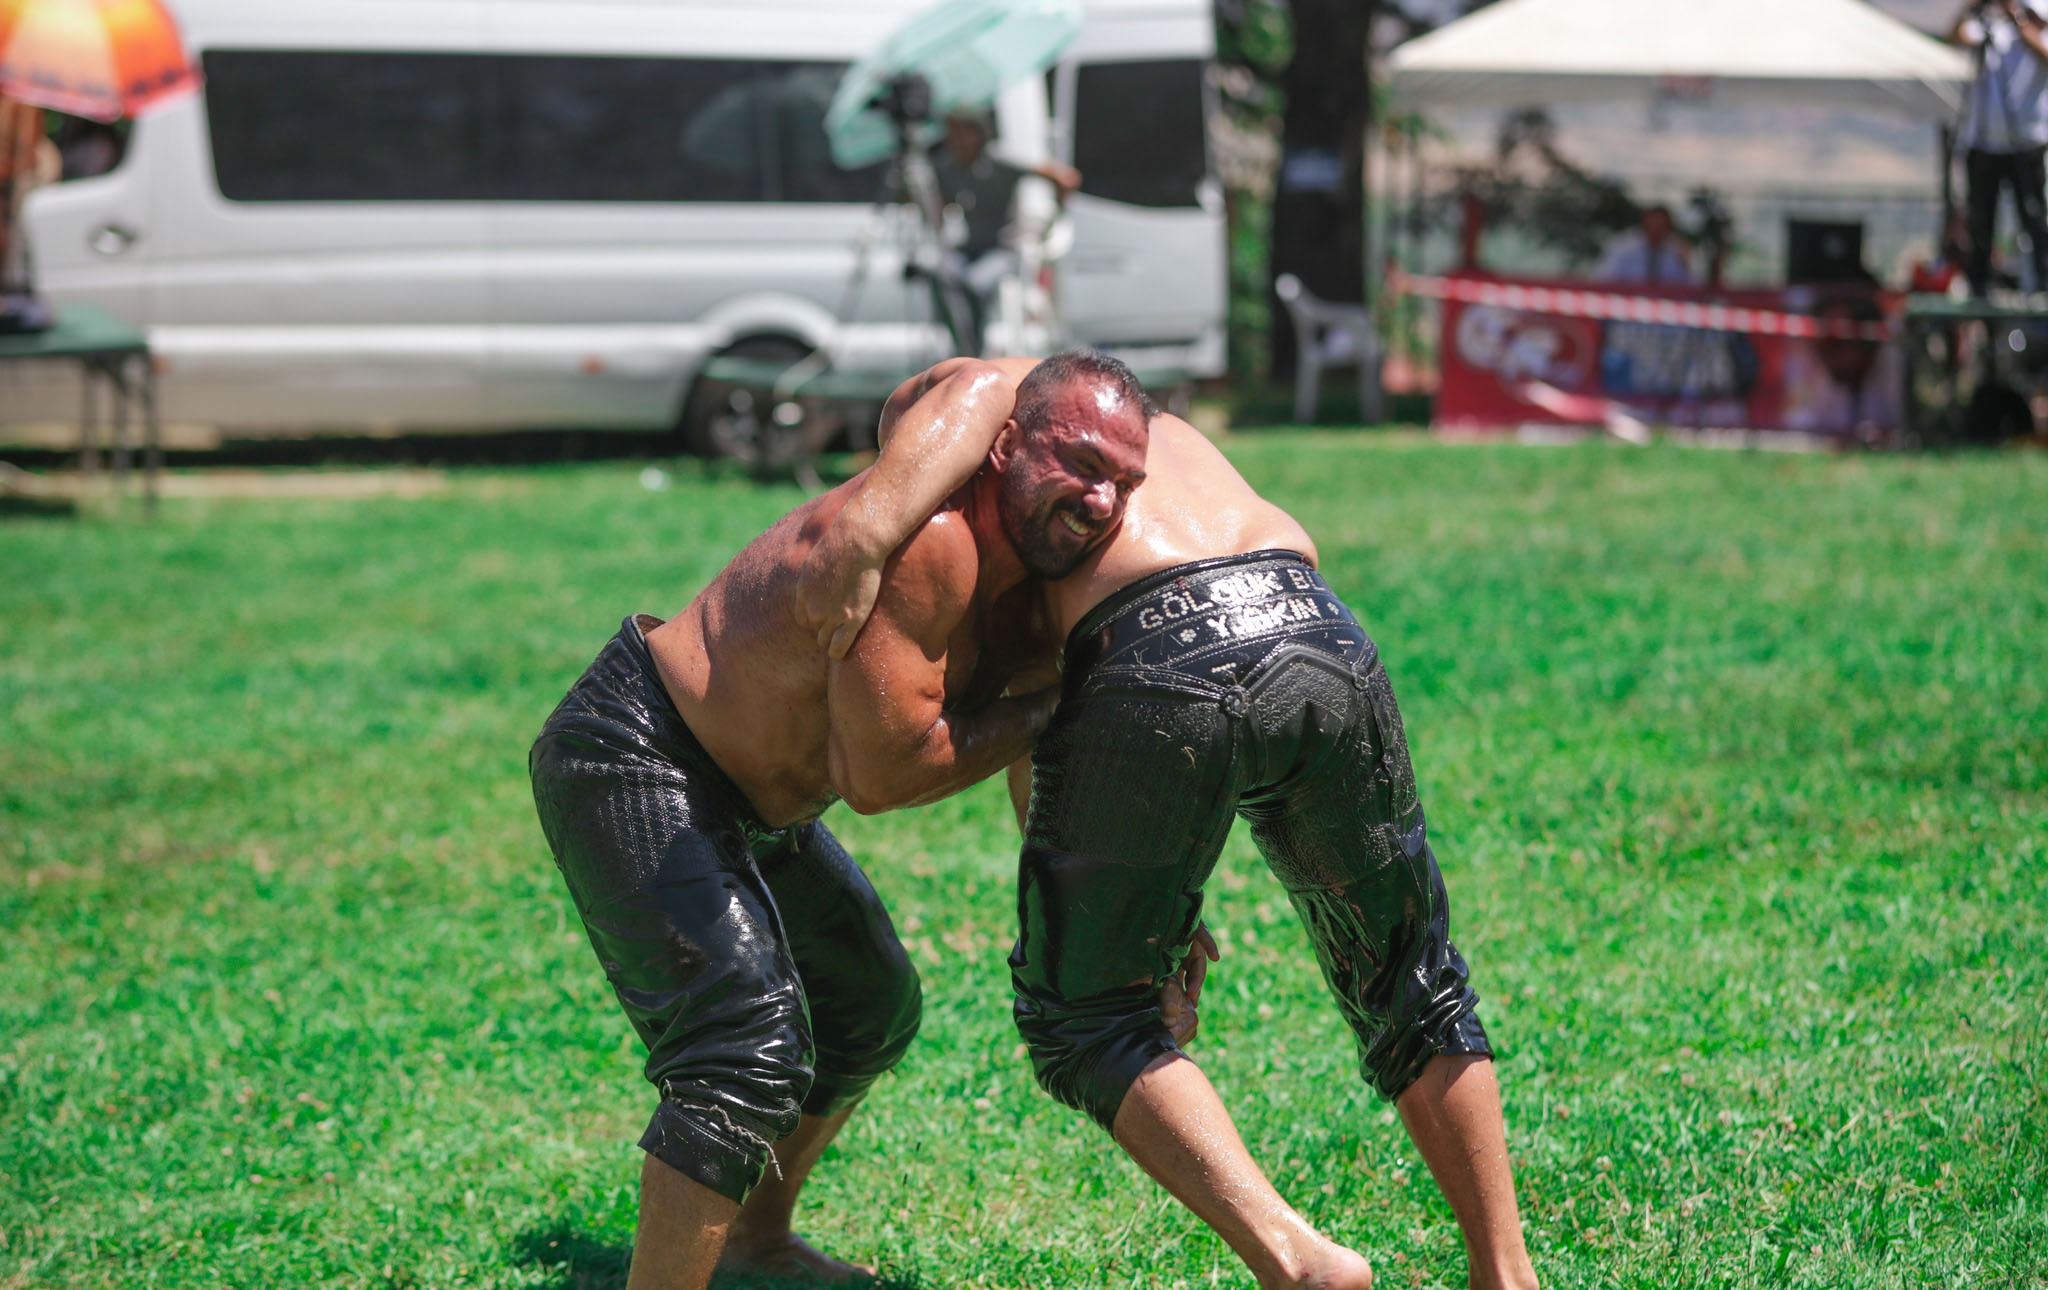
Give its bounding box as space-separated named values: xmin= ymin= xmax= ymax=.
xmin=623 ymin=867 xmax=819 ymax=1200
xmin=835 ymin=936 xmax=923 ymax=1068
xmin=1011 ymin=979 xmax=1174 ymax=1130
xmin=804 ymin=940 xmax=922 ymax=1115
xmin=640 ymin=980 xmax=813 ymax=1204
xmin=1009 ymin=843 xmax=1201 ymax=1129
xmin=639 ymin=1089 xmax=794 ymax=1205
xmin=1365 ymin=992 xmax=1492 ymax=1102
xmin=1373 ymin=874 xmax=1492 ymax=1099
xmin=1291 ymin=874 xmax=1493 ymax=1101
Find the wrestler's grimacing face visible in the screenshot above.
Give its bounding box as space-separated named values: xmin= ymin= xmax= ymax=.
xmin=997 ymin=380 xmax=1149 ymax=578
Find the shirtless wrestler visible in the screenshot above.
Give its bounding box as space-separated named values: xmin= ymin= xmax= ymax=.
xmin=528 ymin=354 xmax=1150 ymax=1290
xmin=801 ymin=353 xmax=1541 ymax=1290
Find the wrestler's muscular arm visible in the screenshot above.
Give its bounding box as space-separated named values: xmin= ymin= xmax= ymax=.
xmin=798 ymin=358 xmax=1019 ymax=656
xmin=826 ymin=514 xmax=1057 ymax=814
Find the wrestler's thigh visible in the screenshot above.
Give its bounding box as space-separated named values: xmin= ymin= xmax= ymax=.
xmin=1247 ymin=644 xmax=1427 ymax=886
xmin=1244 ymin=656 xmax=1450 ymax=1025
xmin=534 ymin=745 xmax=802 ymax=1062
xmin=1016 ymin=691 xmax=1239 ymax=998
xmin=758 ymin=823 xmax=918 ymax=1040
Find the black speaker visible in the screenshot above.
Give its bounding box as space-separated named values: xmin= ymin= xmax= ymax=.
xmin=1786 ymin=219 xmax=1869 ymax=284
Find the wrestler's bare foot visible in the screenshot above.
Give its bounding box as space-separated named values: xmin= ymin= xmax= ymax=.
xmin=714 ymin=1229 xmax=876 ymax=1286
xmin=1288 ymin=1239 xmax=1373 ymax=1290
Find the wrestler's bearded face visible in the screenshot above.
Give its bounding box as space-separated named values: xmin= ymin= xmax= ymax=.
xmin=996 ymin=383 xmax=1149 ymax=578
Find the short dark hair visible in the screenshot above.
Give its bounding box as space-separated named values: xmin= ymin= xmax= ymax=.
xmin=1012 ymin=349 xmax=1159 ymax=435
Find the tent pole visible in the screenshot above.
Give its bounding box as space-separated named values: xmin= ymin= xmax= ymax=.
xmin=1359 ymin=4 xmax=1383 ymax=421
xmin=1938 ymin=122 xmax=1954 ymax=227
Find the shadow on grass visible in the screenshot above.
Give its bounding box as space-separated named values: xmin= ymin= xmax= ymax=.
xmin=513 ymin=1220 xmax=630 ymax=1290
xmin=0 ymin=494 xmax=77 ymax=518
xmin=511 ymin=1220 xmax=923 ymax=1290
xmin=712 ymin=1269 xmax=923 ymax=1290
xmin=2 ymin=429 xmax=875 ymax=481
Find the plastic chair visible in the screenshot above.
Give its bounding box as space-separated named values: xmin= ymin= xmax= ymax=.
xmin=1274 ymin=273 xmax=1382 ymax=423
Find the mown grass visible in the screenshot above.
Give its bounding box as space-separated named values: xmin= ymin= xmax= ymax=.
xmin=3 ymin=437 xmax=2044 ymax=1290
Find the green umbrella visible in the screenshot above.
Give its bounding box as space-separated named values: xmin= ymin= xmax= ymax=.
xmin=825 ymin=0 xmax=1081 ymax=169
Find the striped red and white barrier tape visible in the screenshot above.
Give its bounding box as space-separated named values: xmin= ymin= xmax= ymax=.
xmin=1387 ymin=270 xmax=1894 ymax=342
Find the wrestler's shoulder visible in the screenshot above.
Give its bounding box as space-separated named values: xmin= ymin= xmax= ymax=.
xmin=881 ymin=506 xmax=981 ymax=614
xmin=986 ymin=355 xmax=1043 ymax=383
xmin=1146 ymin=412 xmax=1234 ymax=464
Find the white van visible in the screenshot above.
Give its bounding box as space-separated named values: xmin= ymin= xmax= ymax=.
xmin=2 ymin=0 xmax=1225 ymax=447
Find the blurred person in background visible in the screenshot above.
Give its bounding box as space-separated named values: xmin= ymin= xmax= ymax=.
xmin=1952 ymin=0 xmax=2048 ymax=294
xmin=1 ymin=98 xmax=61 ymax=296
xmin=929 ymin=107 xmax=1081 ymax=335
xmin=54 ymin=116 xmax=122 ymax=181
xmin=1596 ymin=203 xmax=1695 ymax=285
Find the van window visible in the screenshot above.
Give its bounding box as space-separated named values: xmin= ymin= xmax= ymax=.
xmin=203 ymin=49 xmax=884 ymax=204
xmin=204 ymin=50 xmax=494 ymax=201
xmin=45 ymin=113 xmax=130 ymax=182
xmin=757 ymin=63 xmax=888 ymax=203
xmin=1072 ymin=59 xmax=1208 ymax=209
xmin=501 ymin=54 xmax=759 ymax=202
xmin=503 ymin=56 xmax=884 ymax=203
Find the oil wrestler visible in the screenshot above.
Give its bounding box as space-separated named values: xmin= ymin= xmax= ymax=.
xmin=803 ymin=353 xmax=1541 ymax=1290
xmin=529 ymin=354 xmax=1150 ymax=1290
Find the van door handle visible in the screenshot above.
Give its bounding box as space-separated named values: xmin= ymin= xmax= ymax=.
xmin=89 ymin=223 xmax=138 ymax=256
xmin=1068 ymin=250 xmax=1126 ymax=274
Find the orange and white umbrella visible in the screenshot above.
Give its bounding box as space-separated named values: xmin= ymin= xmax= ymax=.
xmin=0 ymin=0 xmax=200 ymax=122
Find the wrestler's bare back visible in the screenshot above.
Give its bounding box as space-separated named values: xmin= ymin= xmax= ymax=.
xmin=645 ymin=483 xmax=1014 ymax=828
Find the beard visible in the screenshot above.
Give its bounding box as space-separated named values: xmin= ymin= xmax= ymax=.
xmin=998 ymin=474 xmax=1095 ymax=579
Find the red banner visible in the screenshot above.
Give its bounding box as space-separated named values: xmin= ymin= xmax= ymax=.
xmin=1423 ymin=272 xmax=1902 ymax=438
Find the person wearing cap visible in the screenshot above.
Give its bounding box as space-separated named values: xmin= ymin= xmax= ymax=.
xmin=928 ymin=108 xmax=1082 ymax=342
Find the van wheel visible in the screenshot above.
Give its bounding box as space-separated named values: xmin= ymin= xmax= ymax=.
xmin=679 ymin=335 xmax=813 ymax=461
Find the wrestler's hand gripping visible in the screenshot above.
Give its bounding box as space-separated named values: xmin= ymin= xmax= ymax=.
xmin=797 ymin=536 xmax=886 ymax=660
xmin=1159 ymin=923 xmax=1222 ymax=1047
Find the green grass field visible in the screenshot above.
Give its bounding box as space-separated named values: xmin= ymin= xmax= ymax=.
xmin=4 ymin=436 xmax=2045 ymax=1290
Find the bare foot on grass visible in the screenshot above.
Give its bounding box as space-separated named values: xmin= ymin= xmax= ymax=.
xmin=714 ymin=1230 xmax=876 ymax=1286
xmin=1292 ymin=1240 xmax=1373 ymax=1290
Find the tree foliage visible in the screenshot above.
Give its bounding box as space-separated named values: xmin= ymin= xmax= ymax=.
xmin=1213 ymin=0 xmax=1500 ymax=376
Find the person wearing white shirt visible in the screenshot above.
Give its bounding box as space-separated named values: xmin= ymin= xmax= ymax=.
xmin=1952 ymin=0 xmax=2048 ymax=293
xmin=1596 ymin=204 xmax=1696 ymax=285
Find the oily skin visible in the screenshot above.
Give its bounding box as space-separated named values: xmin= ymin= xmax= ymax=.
xmin=801 ymin=357 xmax=1539 ymax=1290
xmin=989 ymin=378 xmax=1151 ymax=579
xmin=649 ymin=362 xmax=1084 ymax=827
xmin=826 ymin=353 xmax=1321 ymax=644
xmin=627 ymin=362 xmax=1146 ymax=1290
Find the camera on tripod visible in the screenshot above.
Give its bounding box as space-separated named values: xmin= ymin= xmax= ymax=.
xmin=869 ymin=73 xmax=934 ymax=132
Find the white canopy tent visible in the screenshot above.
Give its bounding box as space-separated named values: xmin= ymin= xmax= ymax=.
xmin=1386 ymin=0 xmax=1972 ymax=120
